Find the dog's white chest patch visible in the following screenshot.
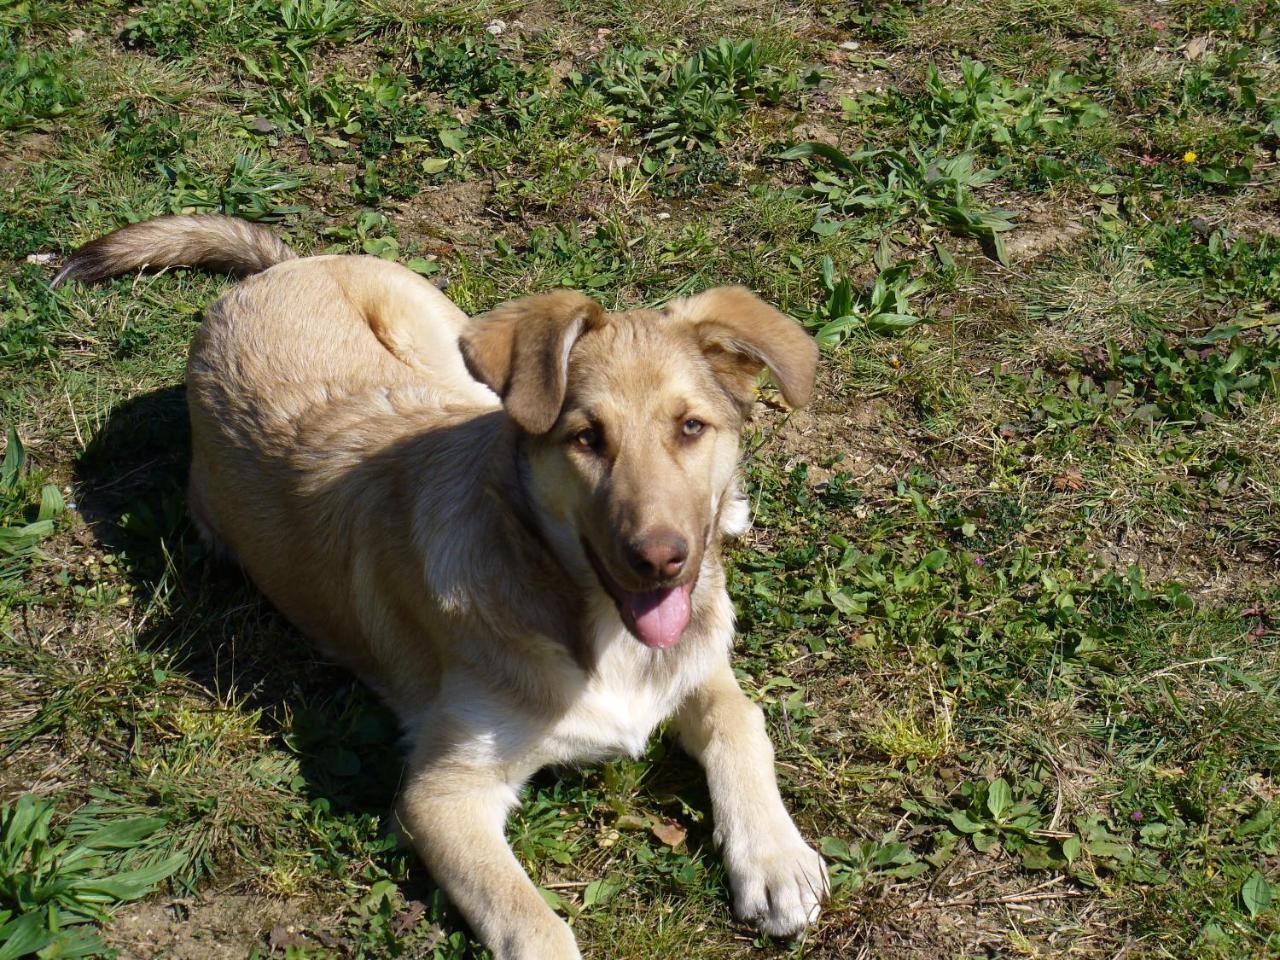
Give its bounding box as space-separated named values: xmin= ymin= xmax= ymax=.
xmin=546 ymin=628 xmax=698 ymax=763
xmin=558 ymin=674 xmax=666 ymax=759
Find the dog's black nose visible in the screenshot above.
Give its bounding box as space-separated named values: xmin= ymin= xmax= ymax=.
xmin=627 ymin=529 xmax=688 ymax=581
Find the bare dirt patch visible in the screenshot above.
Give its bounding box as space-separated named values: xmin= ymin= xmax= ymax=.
xmin=814 ymin=871 xmax=1116 ymax=959
xmin=757 ymin=365 xmax=921 ymax=491
xmin=1004 ymin=213 xmax=1087 ymax=265
xmin=391 ymin=178 xmax=496 ymax=254
xmin=0 ymin=132 xmax=58 ymax=176
xmin=106 ymin=893 xmax=337 ymax=960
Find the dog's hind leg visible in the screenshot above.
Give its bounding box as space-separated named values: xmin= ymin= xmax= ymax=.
xmin=187 ymin=456 xmax=237 ymax=563
xmin=396 ymin=730 xmax=581 ymax=960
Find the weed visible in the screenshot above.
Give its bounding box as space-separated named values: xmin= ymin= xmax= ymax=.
xmin=908 ymin=776 xmax=1070 ymax=869
xmin=0 ymin=41 xmax=83 ymax=132
xmin=123 ymin=0 xmax=361 ymax=60
xmin=1006 ymin=316 xmax=1280 ymax=433
xmin=913 ymin=59 xmax=1107 ymax=152
xmin=820 ymin=834 xmax=926 ymax=895
xmin=782 ymin=142 xmax=1016 ymax=261
xmin=578 ymin=39 xmax=805 ymax=153
xmin=412 ymin=35 xmax=536 ymax=106
xmin=1148 ymin=223 xmax=1280 ymax=305
xmin=273 ymin=0 xmax=361 ymax=48
xmin=0 ymin=428 xmax=63 ymax=610
xmin=164 ymin=154 xmax=308 ymax=222
xmin=240 ymin=54 xmax=470 ymax=200
xmin=806 ymin=255 xmax=927 ymax=345
xmin=122 ymin=0 xmax=244 ymax=58
xmin=100 ymin=101 xmax=195 ymax=172
xmin=0 ymin=795 xmax=186 ymax=958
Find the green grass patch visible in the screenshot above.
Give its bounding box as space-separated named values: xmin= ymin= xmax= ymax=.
xmin=2 ymin=0 xmax=1279 ymax=956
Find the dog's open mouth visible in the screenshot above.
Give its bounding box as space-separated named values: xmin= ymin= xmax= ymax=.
xmin=583 ymin=540 xmax=695 ymax=650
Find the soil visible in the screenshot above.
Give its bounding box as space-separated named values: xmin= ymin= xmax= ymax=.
xmin=391 ymin=177 xmax=496 ymax=255
xmin=760 ymin=365 xmax=920 ymax=492
xmin=1004 ymin=216 xmax=1087 ymax=265
xmin=0 ymin=132 xmax=57 ymax=175
xmin=106 ymin=893 xmax=338 ymax=960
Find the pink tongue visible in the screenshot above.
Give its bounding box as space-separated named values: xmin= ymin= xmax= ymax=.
xmin=622 ymin=584 xmax=692 ymax=649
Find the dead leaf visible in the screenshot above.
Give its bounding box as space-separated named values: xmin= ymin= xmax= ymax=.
xmin=392 ymin=900 xmax=427 ymax=937
xmin=268 ymin=925 xmax=308 ymax=952
xmin=1185 ymin=36 xmax=1210 ymax=60
xmin=651 ymin=820 xmax=687 ymax=849
xmin=1052 ymin=469 xmax=1085 ymax=492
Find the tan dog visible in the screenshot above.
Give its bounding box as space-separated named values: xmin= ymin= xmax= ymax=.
xmin=56 ymin=215 xmax=828 ymax=959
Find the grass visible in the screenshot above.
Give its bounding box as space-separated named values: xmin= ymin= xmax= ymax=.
xmin=1 ymin=0 xmax=1278 ymax=957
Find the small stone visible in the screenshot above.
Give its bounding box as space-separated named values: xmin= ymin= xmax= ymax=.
xmin=249 ymin=117 xmax=277 ymax=134
xmin=838 ymin=40 xmax=860 ymax=51
xmin=485 ymin=19 xmax=506 ymax=35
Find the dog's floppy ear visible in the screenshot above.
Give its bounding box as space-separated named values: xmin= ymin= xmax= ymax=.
xmin=460 ymin=290 xmax=604 ymax=434
xmin=671 ymin=286 xmax=818 ymax=411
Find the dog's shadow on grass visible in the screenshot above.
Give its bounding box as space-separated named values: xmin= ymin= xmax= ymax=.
xmin=73 ymin=386 xmax=411 ymax=850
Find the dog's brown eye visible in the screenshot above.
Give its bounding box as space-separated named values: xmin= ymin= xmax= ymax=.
xmin=682 ymin=418 xmax=705 ymax=437
xmin=573 ymin=427 xmax=600 ymax=449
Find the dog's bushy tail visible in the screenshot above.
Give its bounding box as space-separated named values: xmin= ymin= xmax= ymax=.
xmin=51 ymin=214 xmax=297 ymax=287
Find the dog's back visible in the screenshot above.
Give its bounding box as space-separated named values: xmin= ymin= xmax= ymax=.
xmin=57 ymin=216 xmax=504 ymax=702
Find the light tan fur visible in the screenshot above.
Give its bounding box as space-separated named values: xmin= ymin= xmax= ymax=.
xmin=51 ymin=214 xmax=298 ymax=287
xmin=58 ymin=215 xmax=828 ymax=959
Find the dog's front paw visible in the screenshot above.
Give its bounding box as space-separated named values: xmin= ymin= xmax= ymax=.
xmin=492 ymin=918 xmax=581 ymax=960
xmin=724 ymin=825 xmax=828 ymax=938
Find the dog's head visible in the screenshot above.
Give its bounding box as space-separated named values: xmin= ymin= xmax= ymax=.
xmin=460 ymin=287 xmax=817 ymax=650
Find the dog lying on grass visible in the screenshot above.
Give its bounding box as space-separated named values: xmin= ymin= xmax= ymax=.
xmin=55 ymin=214 xmax=828 ymax=959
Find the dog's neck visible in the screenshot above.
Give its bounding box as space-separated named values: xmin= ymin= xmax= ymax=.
xmin=505 ymin=433 xmax=557 ymax=561
xmin=488 ymin=426 xmax=598 ymax=670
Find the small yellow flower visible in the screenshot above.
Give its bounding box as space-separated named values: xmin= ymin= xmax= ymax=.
xmin=1183 ymin=150 xmax=1198 ymax=164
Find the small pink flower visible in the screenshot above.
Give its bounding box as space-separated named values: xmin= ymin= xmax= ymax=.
xmin=974 ymin=555 xmax=986 ymax=567
xmin=1131 ymin=810 xmax=1144 ymax=821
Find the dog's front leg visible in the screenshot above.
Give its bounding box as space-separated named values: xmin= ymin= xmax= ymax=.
xmin=397 ymin=737 xmax=580 ymax=960
xmin=674 ymin=661 xmax=828 ymax=937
